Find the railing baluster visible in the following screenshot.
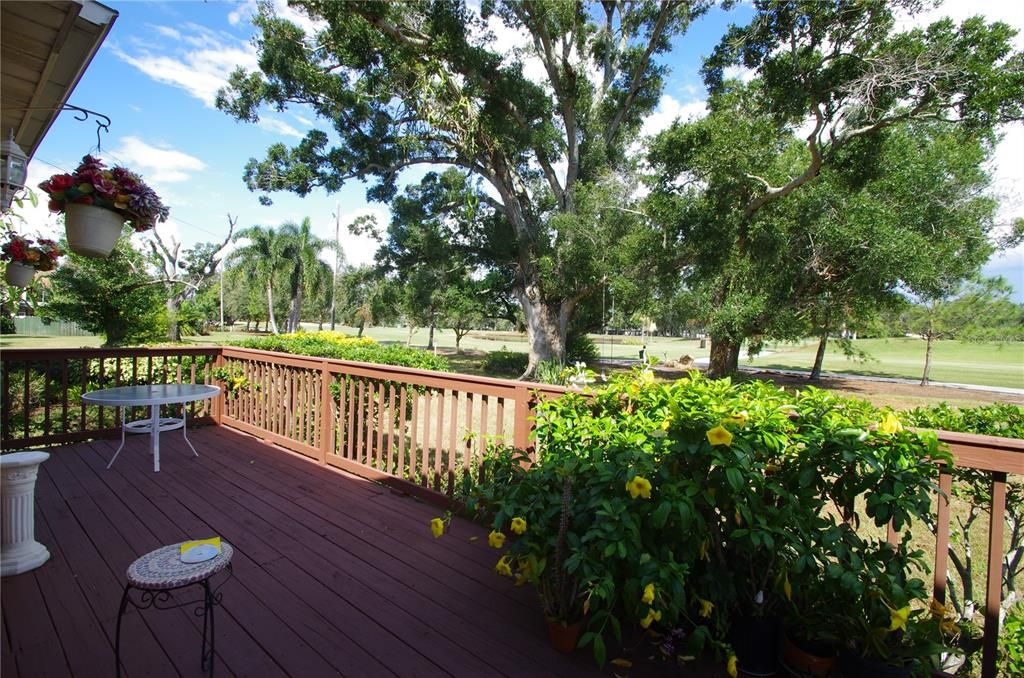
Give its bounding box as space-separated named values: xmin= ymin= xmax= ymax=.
xmin=43 ymin=360 xmax=51 ymax=438
xmin=60 ymin=359 xmax=69 ymax=435
xmin=397 ymin=385 xmax=408 ymax=480
xmin=356 ymin=379 xmax=366 ymax=465
xmin=982 ymin=472 xmax=1007 ymax=678
xmin=409 ymin=388 xmax=419 ymax=480
xmin=464 ymin=392 xmax=473 ymax=483
xmin=447 ymin=390 xmax=459 ymax=495
xmin=421 ymin=390 xmax=432 ymax=487
xmin=376 ymin=382 xmax=386 ymax=470
xmin=386 ymin=384 xmax=397 ymax=476
xmin=433 ymin=389 xmax=444 ymax=492
xmin=22 ymin=359 xmax=30 ymax=440
xmin=933 ymin=468 xmax=953 ymax=604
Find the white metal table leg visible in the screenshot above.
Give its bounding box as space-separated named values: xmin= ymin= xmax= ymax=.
xmin=151 ymin=403 xmax=161 ymax=473
xmin=181 ymin=406 xmax=199 ymax=457
xmin=106 ymin=407 xmax=128 ymax=469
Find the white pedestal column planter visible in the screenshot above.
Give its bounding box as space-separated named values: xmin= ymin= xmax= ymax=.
xmin=1 ymin=451 xmax=51 ymax=576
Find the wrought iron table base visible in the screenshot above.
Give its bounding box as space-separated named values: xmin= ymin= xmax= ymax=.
xmin=114 ymin=564 xmax=232 ymax=677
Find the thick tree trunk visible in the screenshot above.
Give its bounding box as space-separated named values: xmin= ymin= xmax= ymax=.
xmin=357 ymin=319 xmax=366 ymax=338
xmin=166 ymin=297 xmax=181 ymax=342
xmin=286 ymin=289 xmax=302 ymax=333
xmin=921 ymin=334 xmax=935 ymax=386
xmin=520 ymin=292 xmax=572 ymax=378
xmin=810 ymin=331 xmax=828 ymax=380
xmin=266 ymin=283 xmax=280 ymax=335
xmin=407 ymin=323 xmax=415 ymax=346
xmin=707 ymin=337 xmax=740 ymax=378
xmin=427 ymin=322 xmax=435 ymax=351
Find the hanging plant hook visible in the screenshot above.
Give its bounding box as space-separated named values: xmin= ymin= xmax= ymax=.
xmin=10 ymin=103 xmax=112 ymax=151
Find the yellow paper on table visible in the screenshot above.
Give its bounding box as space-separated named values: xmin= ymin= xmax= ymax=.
xmin=180 ymin=537 xmax=222 ymax=556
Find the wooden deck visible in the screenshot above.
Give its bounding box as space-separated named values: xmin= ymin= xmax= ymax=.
xmin=1 ymin=426 xmax=603 ymax=678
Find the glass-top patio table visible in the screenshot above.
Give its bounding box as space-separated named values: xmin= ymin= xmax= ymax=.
xmin=82 ymin=384 xmax=221 ymax=472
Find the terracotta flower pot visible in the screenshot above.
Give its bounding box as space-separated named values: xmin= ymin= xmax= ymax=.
xmin=782 ymin=634 xmax=835 ymax=676
xmin=4 ymin=261 xmax=34 ymax=287
xmin=64 ymin=203 xmax=125 ymax=258
xmin=546 ymin=618 xmax=582 ymax=653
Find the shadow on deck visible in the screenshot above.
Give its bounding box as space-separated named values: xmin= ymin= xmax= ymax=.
xmin=1 ymin=426 xmax=607 ymax=677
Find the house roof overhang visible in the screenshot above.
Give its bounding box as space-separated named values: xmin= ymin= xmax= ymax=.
xmin=1 ymin=1 xmax=118 ymax=160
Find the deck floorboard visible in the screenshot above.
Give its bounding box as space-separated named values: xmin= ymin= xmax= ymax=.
xmin=2 ymin=427 xmax=603 ymax=678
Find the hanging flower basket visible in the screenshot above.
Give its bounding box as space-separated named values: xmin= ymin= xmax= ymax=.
xmin=64 ymin=203 xmax=125 ymax=258
xmin=37 ymin=155 xmax=169 ymax=258
xmin=4 ymin=261 xmax=35 ymax=287
xmin=1 ymin=235 xmax=61 ymax=286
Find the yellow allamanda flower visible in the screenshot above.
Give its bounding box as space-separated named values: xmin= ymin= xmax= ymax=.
xmin=430 ymin=517 xmax=445 ymax=539
xmin=488 ymin=530 xmax=506 ymax=548
xmin=640 ymin=608 xmax=662 ymax=628
xmin=494 ymin=556 xmax=512 ymax=577
xmin=888 ymin=605 xmax=910 ymax=631
xmin=706 ymin=425 xmax=733 ymax=447
xmin=642 ymin=583 xmax=656 ymax=605
xmin=878 ymin=413 xmax=904 ymax=435
xmin=510 ymin=517 xmax=527 ymax=535
xmin=726 ymin=411 xmax=749 ymax=426
xmin=727 ymin=654 xmax=738 ymax=678
xmin=626 ymin=476 xmax=653 ymax=500
xmin=698 ymin=598 xmax=714 ymax=618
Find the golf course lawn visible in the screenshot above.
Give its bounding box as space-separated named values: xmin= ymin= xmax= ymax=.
xmin=749 ymin=337 xmax=1023 ymax=389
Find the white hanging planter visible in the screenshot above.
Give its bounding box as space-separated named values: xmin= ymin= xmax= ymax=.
xmin=1 ymin=451 xmax=51 ymax=576
xmin=4 ymin=261 xmax=35 ymax=287
xmin=64 ymin=203 xmax=125 ymax=258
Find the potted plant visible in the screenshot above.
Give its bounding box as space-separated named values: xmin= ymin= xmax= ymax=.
xmin=1 ymin=235 xmax=61 ymax=286
xmin=37 ymin=155 xmax=169 ymax=257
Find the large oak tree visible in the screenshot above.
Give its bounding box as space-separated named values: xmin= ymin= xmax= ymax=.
xmin=650 ymin=0 xmax=1024 ymax=375
xmin=217 ymin=0 xmax=707 ymax=374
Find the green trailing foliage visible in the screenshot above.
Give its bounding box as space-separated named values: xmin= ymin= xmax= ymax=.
xmin=229 ymin=331 xmax=449 ymax=372
xmin=464 ymin=371 xmax=958 ymax=674
xmin=481 ymin=348 xmax=529 ymax=378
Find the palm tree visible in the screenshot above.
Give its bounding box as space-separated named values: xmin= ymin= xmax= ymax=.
xmin=229 ymin=225 xmax=288 ymax=334
xmin=277 ymin=218 xmax=336 ymax=333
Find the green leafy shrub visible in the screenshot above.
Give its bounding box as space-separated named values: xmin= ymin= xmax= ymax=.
xmin=904 ymin=402 xmax=1024 ymax=439
xmin=463 ymin=372 xmax=950 ymax=672
xmin=481 ymin=348 xmax=529 ymax=377
xmin=232 ymin=331 xmax=449 ymax=372
xmin=566 ymin=330 xmax=600 ymax=364
xmin=1001 ymin=603 xmax=1024 ymax=677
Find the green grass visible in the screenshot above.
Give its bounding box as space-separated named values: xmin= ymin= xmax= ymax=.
xmin=4 ymin=327 xmax=1021 ymax=391
xmin=749 ymin=337 xmax=1024 ymax=389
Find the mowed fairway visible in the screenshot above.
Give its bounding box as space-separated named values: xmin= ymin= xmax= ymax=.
xmin=749 ymin=337 xmax=1024 ymax=389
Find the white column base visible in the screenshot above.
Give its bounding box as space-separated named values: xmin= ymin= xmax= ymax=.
xmin=1 ymin=451 xmax=51 ymax=577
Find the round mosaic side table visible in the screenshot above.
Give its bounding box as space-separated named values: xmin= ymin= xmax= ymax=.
xmin=115 ymin=541 xmax=233 ymax=677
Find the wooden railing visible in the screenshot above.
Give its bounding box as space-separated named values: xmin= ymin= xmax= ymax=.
xmin=217 ymin=347 xmax=566 ymax=505
xmin=0 ymin=346 xmax=1020 ymax=676
xmin=0 ymin=347 xmax=220 ymax=449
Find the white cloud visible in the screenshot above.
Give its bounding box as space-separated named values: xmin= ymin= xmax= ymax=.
xmin=896 ymin=1 xmax=1024 ymax=48
xmin=291 ymin=113 xmax=315 ymax=127
xmin=723 ymin=64 xmax=757 ymax=84
xmin=110 ymin=27 xmax=258 ymax=107
xmin=257 ymin=117 xmax=304 ymax=139
xmin=150 ymin=25 xmax=182 ymax=41
xmin=106 ymin=136 xmax=206 ymax=184
xmin=337 ymin=206 xmax=390 ymax=268
xmin=641 ymin=95 xmax=707 ymax=138
xmin=228 ymin=0 xmax=325 ymax=36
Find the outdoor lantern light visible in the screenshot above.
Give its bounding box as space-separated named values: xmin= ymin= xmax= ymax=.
xmin=0 ymin=130 xmax=29 ymax=213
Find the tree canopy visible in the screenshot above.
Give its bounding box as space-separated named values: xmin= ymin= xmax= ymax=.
xmin=217 ymin=0 xmax=709 ymax=373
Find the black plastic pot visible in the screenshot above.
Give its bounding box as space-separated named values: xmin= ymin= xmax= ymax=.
xmin=837 ymin=649 xmax=913 ymax=678
xmin=731 ymin=615 xmax=781 ymax=677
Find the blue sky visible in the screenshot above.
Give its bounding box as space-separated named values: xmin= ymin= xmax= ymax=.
xmin=18 ymin=0 xmax=1023 ymax=299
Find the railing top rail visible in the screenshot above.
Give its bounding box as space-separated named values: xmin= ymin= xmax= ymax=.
xmin=220 ymin=346 xmax=570 ymax=399
xmin=0 ymin=346 xmax=222 ymax=361
xmin=933 ymin=429 xmax=1024 ymax=475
